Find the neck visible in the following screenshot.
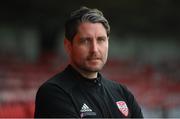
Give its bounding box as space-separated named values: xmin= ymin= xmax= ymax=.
xmin=71 ymin=64 xmax=98 ymax=79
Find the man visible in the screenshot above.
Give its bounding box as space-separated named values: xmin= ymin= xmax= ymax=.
xmin=34 ymin=6 xmax=143 ymax=118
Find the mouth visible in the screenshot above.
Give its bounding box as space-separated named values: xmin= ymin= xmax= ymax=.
xmin=87 ymin=58 xmax=102 ymax=64
xmin=87 ymin=57 xmax=101 ymax=61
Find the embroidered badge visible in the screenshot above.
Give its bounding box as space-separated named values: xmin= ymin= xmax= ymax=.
xmin=116 ymin=101 xmax=129 ymax=117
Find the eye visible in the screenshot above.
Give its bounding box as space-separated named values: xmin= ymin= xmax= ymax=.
xmin=97 ymin=37 xmax=106 ymax=43
xmin=79 ymin=38 xmax=91 ymax=44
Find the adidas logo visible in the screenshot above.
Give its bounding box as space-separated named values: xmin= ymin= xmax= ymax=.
xmin=80 ymin=103 xmax=92 ymax=112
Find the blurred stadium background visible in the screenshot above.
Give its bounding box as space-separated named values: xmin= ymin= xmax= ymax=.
xmin=0 ymin=0 xmax=180 ymax=118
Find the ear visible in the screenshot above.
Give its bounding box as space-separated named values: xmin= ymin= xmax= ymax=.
xmin=64 ymin=38 xmax=72 ymax=56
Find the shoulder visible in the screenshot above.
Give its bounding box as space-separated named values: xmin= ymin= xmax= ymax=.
xmin=102 ymin=77 xmax=128 ymax=92
xmin=37 ymin=68 xmax=78 ymax=97
xmin=102 ymin=77 xmax=134 ymax=99
xmin=35 ymin=68 xmax=77 ymax=109
xmin=34 ymin=69 xmax=79 ymax=117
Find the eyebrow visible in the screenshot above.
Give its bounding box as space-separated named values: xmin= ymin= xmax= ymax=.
xmin=97 ymin=36 xmax=107 ymax=39
xmin=80 ymin=35 xmax=107 ymax=39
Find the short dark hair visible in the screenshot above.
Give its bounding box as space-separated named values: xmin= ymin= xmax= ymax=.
xmin=65 ymin=6 xmax=110 ymax=41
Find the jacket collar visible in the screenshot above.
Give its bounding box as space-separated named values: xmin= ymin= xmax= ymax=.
xmin=65 ymin=64 xmax=102 ymax=85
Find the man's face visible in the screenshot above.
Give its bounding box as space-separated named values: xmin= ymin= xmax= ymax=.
xmin=65 ymin=22 xmax=109 ymax=73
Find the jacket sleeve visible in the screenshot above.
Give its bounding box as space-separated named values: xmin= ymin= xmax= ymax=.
xmin=34 ymin=82 xmax=79 ymax=118
xmin=122 ymin=86 xmax=144 ymax=118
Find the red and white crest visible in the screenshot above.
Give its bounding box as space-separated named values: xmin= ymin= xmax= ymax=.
xmin=116 ymin=101 xmax=129 ymax=117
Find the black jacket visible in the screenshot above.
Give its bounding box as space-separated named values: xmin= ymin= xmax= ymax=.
xmin=34 ymin=65 xmax=143 ymax=118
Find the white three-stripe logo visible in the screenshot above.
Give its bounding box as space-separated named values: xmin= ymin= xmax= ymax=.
xmin=80 ymin=103 xmax=92 ymax=112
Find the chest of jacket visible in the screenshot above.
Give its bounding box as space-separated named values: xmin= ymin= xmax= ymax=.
xmin=69 ymin=83 xmax=131 ymax=118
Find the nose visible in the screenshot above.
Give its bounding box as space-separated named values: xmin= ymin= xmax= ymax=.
xmin=90 ymin=40 xmax=98 ymax=53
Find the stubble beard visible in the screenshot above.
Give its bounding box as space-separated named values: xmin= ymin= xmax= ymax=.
xmin=75 ymin=61 xmax=103 ymax=73
xmin=73 ymin=58 xmax=106 ymax=74
xmin=71 ymin=52 xmax=108 ymax=75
